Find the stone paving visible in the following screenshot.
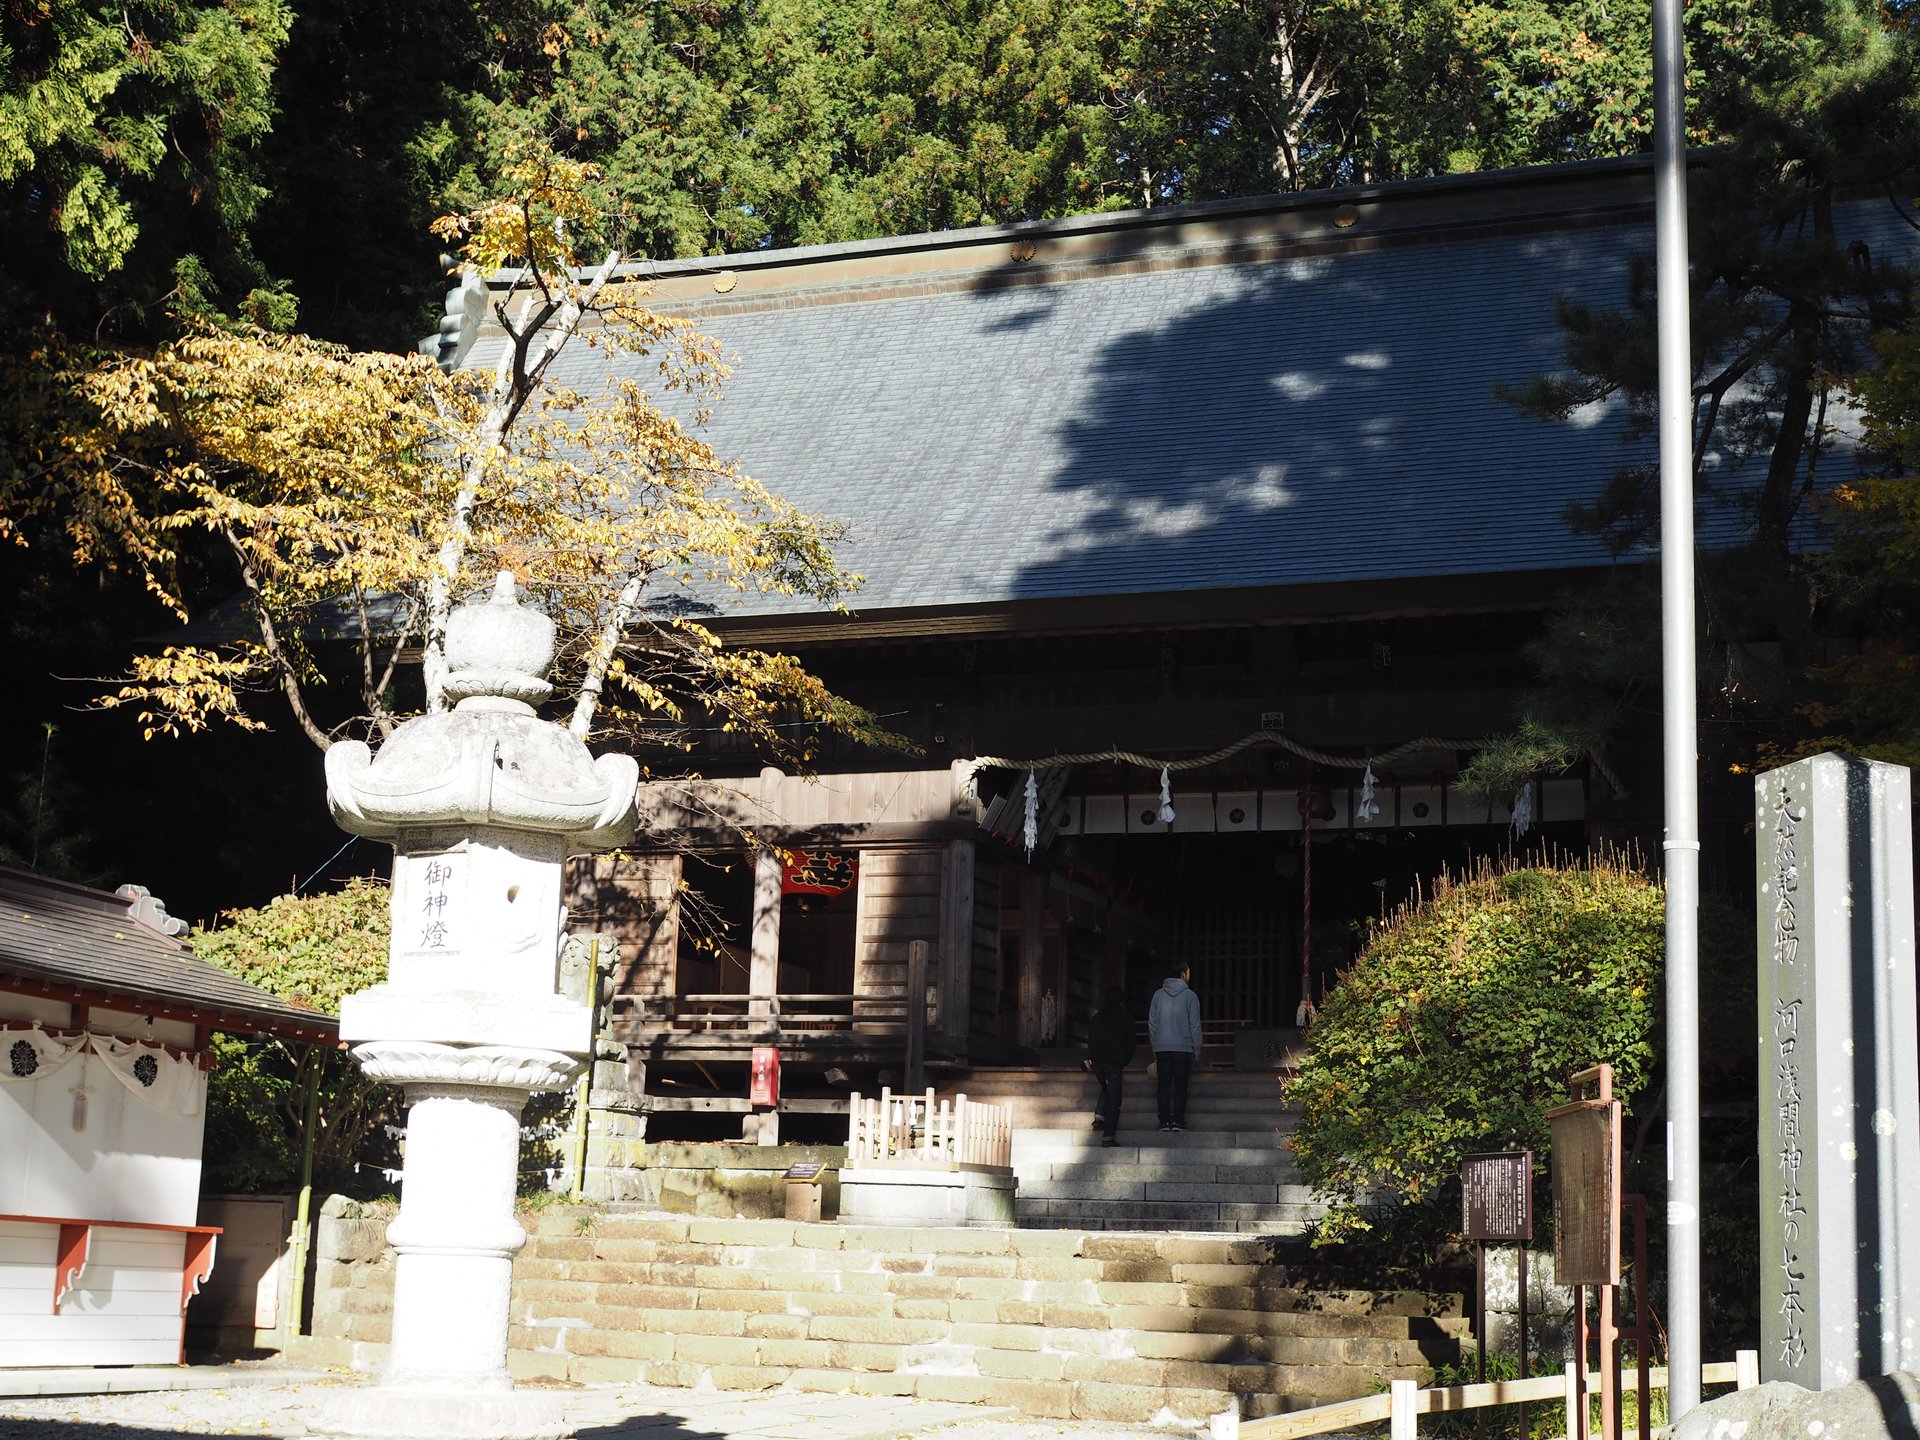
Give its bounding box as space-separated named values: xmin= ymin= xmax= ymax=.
xmin=0 ymin=1373 xmax=1204 ymax=1440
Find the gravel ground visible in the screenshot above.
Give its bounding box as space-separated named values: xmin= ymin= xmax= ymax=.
xmin=0 ymin=1375 xmax=1210 ymax=1440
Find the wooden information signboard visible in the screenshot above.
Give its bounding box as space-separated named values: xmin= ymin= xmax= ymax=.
xmin=1548 ymin=1089 xmax=1621 ymax=1287
xmin=1461 ymin=1152 xmax=1532 ymax=1242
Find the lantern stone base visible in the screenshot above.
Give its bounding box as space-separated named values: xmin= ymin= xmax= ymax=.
xmin=312 ymin=1048 xmax=581 ymax=1440
xmin=837 ymin=1168 xmax=1017 ymax=1227
xmin=313 ymin=1386 xmax=569 ymax=1440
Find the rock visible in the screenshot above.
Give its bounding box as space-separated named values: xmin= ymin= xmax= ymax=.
xmin=1673 ymin=1373 xmax=1920 ymax=1440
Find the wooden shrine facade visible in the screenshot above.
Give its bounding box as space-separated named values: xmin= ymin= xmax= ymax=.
xmin=509 ymin=157 xmax=1829 ymax=1131
xmin=569 ymin=677 xmax=1599 ymax=1137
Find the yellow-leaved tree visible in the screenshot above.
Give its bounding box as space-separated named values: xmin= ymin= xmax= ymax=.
xmin=10 ymin=147 xmax=891 ymax=759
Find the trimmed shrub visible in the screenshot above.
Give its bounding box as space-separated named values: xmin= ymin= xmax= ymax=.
xmin=193 ymin=879 xmax=399 ymax=1194
xmin=1287 ymin=857 xmax=1664 ymax=1246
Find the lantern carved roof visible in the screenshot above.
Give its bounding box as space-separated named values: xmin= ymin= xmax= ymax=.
xmin=325 ymin=573 xmax=638 ymax=848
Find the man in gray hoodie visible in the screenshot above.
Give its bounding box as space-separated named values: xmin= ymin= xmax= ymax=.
xmin=1147 ymin=963 xmax=1202 ymax=1131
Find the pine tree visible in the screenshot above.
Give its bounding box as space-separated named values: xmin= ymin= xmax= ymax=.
xmin=1463 ymin=0 xmax=1920 ymax=796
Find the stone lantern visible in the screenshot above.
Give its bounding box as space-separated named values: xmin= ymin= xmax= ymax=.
xmin=319 ymin=572 xmax=637 ymax=1439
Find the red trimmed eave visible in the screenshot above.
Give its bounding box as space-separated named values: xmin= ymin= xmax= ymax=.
xmin=0 ymin=970 xmax=341 ymax=1047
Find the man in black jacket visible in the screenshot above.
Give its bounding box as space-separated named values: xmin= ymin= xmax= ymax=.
xmin=1085 ymin=986 xmax=1137 ymax=1147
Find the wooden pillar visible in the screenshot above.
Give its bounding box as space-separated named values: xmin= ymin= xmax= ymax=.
xmin=940 ymin=839 xmax=976 ymax=1046
xmin=750 ymin=846 xmax=782 ymax=1027
xmin=747 ymin=847 xmax=783 ymax=1145
xmin=1019 ymin=868 xmax=1047 ymax=1048
xmin=906 ymin=940 xmax=929 ymax=1093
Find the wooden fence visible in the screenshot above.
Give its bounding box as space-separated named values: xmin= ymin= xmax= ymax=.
xmin=846 ymin=1087 xmax=1013 ymax=1174
xmin=1242 ymin=1351 xmax=1762 ymax=1440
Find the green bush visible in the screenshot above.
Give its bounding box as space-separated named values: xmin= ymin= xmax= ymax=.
xmin=193 ymin=880 xmax=400 ymax=1194
xmin=1287 ymin=857 xmax=1664 ymax=1246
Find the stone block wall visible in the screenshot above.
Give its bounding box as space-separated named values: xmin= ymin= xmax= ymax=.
xmin=1483 ymin=1246 xmax=1577 ymax=1368
xmin=606 ymin=1144 xmax=846 ymax=1218
xmin=294 ymin=1201 xmax=1466 ymax=1423
xmin=306 ymin=1195 xmax=400 ymax=1372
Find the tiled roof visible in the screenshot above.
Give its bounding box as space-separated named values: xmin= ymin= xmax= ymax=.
xmin=473 ymin=157 xmax=1914 ymax=623
xmin=0 ymin=868 xmax=337 ymax=1039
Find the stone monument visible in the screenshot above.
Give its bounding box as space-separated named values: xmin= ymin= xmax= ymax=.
xmin=318 ymin=571 xmax=638 ymax=1439
xmin=1754 ymin=754 xmax=1920 ymax=1388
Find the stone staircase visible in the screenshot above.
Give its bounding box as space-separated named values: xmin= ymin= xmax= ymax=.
xmin=939 ymin=1067 xmax=1323 ymax=1234
xmin=295 ymin=1207 xmax=1469 ymax=1422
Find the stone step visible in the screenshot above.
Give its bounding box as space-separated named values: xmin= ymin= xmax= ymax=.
xmin=291 ymin=1335 xmax=1410 ymax=1425
xmin=307 ymin=1210 xmax=1468 ymax=1424
xmin=948 ymin=1078 xmax=1295 ymax=1116
xmin=999 ymin=1135 xmax=1333 ymax=1237
xmin=1010 ymin=1159 xmax=1292 ymax=1174
xmin=1015 ymin=1199 xmax=1321 ymax=1233
xmin=1021 ymin=1174 xmax=1318 ymax=1204
xmin=953 ymin=1066 xmax=1292 ymax=1085
xmin=996 ymin=1114 xmax=1295 ymax=1135
xmin=1012 ymin=1143 xmax=1289 ymax=1163
xmin=961 ymin=1086 xmax=1295 ymax=1107
xmin=1012 ymin=1137 xmax=1297 ymax=1163
xmin=962 ymin=1092 xmax=1293 ymax=1112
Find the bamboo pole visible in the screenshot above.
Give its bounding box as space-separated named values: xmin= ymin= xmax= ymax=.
xmin=284 ymin=1054 xmax=323 ymax=1339
xmin=568 ymin=1070 xmax=590 ymax=1202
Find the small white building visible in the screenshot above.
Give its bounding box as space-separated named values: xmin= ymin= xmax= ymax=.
xmin=0 ymin=867 xmax=335 ymax=1367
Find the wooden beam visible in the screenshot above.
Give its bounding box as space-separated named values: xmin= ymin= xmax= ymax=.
xmin=637 ymin=819 xmax=978 ymax=848
xmin=637 ymin=1040 xmax=917 ymax=1065
xmin=701 ymin=567 xmax=1616 ymax=648
xmin=0 ymin=972 xmax=336 ymax=1045
xmin=940 ymin=838 xmax=975 ymax=1046
xmin=53 ymin=1224 xmax=89 ymax=1314
xmin=646 ymin=1095 xmax=849 ymax=1114
xmin=905 ymin=940 xmax=928 ymax=1092
xmin=1240 ymin=1391 xmax=1391 ymax=1439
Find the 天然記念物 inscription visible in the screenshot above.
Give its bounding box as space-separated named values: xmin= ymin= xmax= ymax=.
xmin=1767 ymin=779 xmax=1807 ymax=1373
xmin=1755 ymin=755 xmax=1920 ymax=1389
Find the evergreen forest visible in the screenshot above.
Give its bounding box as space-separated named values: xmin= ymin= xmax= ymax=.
xmin=1 ymin=0 xmax=1917 ymax=917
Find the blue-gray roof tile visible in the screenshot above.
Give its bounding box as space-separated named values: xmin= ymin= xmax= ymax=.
xmin=472 ymin=163 xmax=1914 ymax=621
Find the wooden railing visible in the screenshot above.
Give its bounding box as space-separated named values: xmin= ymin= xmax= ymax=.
xmin=623 ymin=940 xmax=941 ymax=1091
xmin=846 ymin=1087 xmax=1013 ymax=1175
xmin=1241 ymin=1351 xmax=1762 ymax=1440
xmin=1136 ymin=1016 xmax=1256 ymax=1049
xmin=629 ymin=993 xmax=910 ymax=1032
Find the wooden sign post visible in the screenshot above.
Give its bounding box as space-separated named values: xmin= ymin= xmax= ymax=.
xmin=1461 ymin=1152 xmax=1534 ymax=1379
xmin=1548 ymin=1065 xmax=1634 ymax=1440
xmin=1461 ymin=1150 xmax=1534 ymax=1440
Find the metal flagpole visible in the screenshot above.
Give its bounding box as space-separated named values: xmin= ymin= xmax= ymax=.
xmin=1652 ymin=0 xmax=1702 ymax=1419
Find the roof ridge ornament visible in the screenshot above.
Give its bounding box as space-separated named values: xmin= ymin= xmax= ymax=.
xmin=115 ymin=884 xmax=187 ymax=937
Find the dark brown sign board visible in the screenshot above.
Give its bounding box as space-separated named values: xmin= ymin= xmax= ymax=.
xmin=784 ymin=1161 xmax=826 ymax=1182
xmin=1461 ymin=1151 xmax=1533 ymax=1241
xmin=1547 ymin=1096 xmax=1621 ymax=1286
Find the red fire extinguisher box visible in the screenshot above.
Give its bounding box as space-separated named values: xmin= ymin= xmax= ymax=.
xmin=749 ymin=1046 xmax=781 ymax=1107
